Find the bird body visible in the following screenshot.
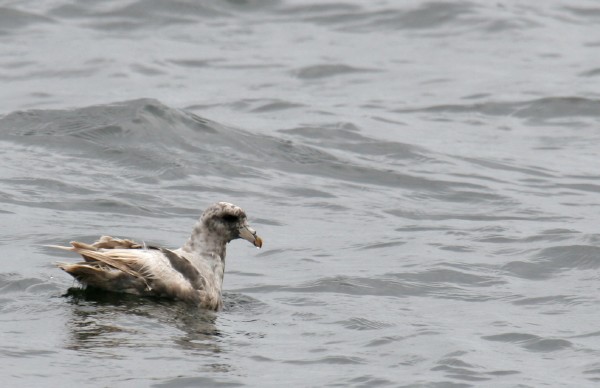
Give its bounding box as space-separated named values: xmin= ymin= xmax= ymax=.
xmin=51 ymin=202 xmax=262 ymax=310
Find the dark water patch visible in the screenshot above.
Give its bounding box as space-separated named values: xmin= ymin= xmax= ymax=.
xmin=482 ymin=17 xmax=538 ymax=33
xmin=422 ymin=188 xmax=511 ymax=204
xmin=558 ymin=183 xmax=600 ymax=194
xmin=570 ymin=330 xmax=600 ymax=339
xmin=369 ymin=2 xmax=476 ymax=31
xmin=370 ymin=115 xmax=408 ymax=126
xmin=268 ymin=138 xmax=339 ymax=165
xmin=512 ymin=295 xmax=585 ymax=306
xmin=482 ymin=332 xmax=572 ymax=352
xmin=457 ymin=157 xmax=555 ymax=178
xmin=478 ymin=229 xmax=578 ymax=244
xmin=334 ymin=374 xmax=397 ymax=387
xmin=539 ymin=245 xmax=600 ymax=269
xmin=278 ymin=187 xmax=336 ymax=198
xmin=279 ymin=5 xmax=365 ymax=27
xmin=286 ymin=1 xmax=478 ymax=33
xmin=355 ymin=240 xmax=406 ymax=250
xmin=293 ymin=64 xmax=378 ymax=79
xmin=565 ymin=174 xmax=600 ymax=181
xmin=502 ymin=261 xmax=547 ymax=280
xmin=365 ymin=335 xmax=406 ymax=347
xmin=249 ymin=100 xmax=306 ymax=113
xmin=503 ymin=245 xmax=600 ymax=280
xmin=462 ymin=93 xmax=492 ymax=100
xmin=436 ymin=245 xmax=475 ymax=253
xmin=579 ymin=68 xmax=600 ymax=77
xmin=334 ymin=317 xmax=395 ymax=331
xmin=396 ymin=97 xmax=600 ymax=125
xmin=225 ymin=270 xmax=264 ymax=278
xmin=432 ymin=356 xmax=490 ymax=382
xmin=48 ymin=3 xmax=100 ymax=18
xmin=280 ymin=123 xmax=426 ymax=160
xmin=486 ymin=370 xmax=520 ymax=376
xmin=284 ymin=355 xmax=365 ymax=365
xmin=168 ymin=58 xmax=219 ymax=68
xmin=281 ymin=123 xmax=363 ymax=138
xmin=152 ymin=376 xmax=243 ymax=388
xmin=395 ymin=225 xmax=452 ymax=233
xmin=276 ymin=3 xmax=360 ymax=17
xmin=51 ymin=1 xmax=228 ymax=27
xmin=216 ymin=62 xmax=285 ymax=70
xmin=303 ymin=201 xmax=349 ymax=211
xmin=0 ymin=346 xmax=57 ymax=358
xmin=0 ymin=67 xmax=100 ymax=82
xmin=249 ymin=354 xmax=275 ymax=362
xmin=224 ymin=98 xmax=304 ymax=112
xmin=398 ymin=382 xmax=472 ymax=388
xmin=130 ymin=63 xmax=165 ymax=76
xmin=563 ymin=6 xmax=600 ymax=20
xmin=431 ymin=371 xmax=489 ymax=382
xmin=1 ymin=60 xmax=37 ymax=70
xmin=277 ymin=296 xmax=327 ymax=307
xmin=584 ymin=369 xmax=600 ymax=383
xmin=52 ymin=0 xmax=280 ymax=23
xmin=0 ymin=7 xmax=55 ymax=31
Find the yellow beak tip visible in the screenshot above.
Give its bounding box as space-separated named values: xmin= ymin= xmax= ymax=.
xmin=254 ymin=236 xmax=263 ymax=249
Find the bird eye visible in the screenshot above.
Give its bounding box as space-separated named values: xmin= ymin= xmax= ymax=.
xmin=221 ymin=214 xmax=238 ymax=223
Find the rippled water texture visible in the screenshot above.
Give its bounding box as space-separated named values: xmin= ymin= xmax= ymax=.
xmin=1 ymin=1 xmax=600 ymax=387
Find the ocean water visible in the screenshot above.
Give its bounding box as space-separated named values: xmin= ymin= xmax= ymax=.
xmin=1 ymin=1 xmax=600 ymax=387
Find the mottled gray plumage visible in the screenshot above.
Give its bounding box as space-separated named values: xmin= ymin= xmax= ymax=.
xmin=51 ymin=202 xmax=262 ymax=310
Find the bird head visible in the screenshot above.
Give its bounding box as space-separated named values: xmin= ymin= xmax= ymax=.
xmin=201 ymin=202 xmax=263 ymax=248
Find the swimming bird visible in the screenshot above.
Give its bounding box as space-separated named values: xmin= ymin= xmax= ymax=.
xmin=50 ymin=202 xmax=262 ymax=310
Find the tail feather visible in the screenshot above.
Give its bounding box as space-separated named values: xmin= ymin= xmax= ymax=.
xmin=57 ymin=262 xmax=149 ymax=294
xmin=52 ymin=237 xmax=151 ymax=293
xmin=68 ymin=249 xmax=144 ymax=280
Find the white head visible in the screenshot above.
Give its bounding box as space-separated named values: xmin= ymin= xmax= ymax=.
xmin=200 ymin=202 xmax=262 ymax=248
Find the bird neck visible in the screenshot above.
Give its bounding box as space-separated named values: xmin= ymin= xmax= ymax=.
xmin=182 ymin=221 xmax=228 ymax=261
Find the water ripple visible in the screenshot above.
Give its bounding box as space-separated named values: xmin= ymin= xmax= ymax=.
xmin=482 ymin=333 xmax=572 ymax=352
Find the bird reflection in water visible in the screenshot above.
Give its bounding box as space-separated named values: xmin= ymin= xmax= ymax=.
xmin=62 ymin=287 xmax=224 ymax=357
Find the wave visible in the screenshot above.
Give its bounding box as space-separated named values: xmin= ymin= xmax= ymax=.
xmin=0 ymin=99 xmax=468 ymax=194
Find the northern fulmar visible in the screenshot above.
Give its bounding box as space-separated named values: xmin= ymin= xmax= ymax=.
xmin=51 ymin=202 xmax=262 ymax=310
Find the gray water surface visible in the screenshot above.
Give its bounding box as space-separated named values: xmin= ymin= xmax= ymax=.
xmin=1 ymin=1 xmax=600 ymax=387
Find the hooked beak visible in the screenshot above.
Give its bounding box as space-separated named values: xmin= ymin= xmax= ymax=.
xmin=239 ymin=224 xmax=263 ymax=248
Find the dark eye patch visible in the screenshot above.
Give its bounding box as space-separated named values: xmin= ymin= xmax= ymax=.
xmin=221 ymin=214 xmax=238 ymax=223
